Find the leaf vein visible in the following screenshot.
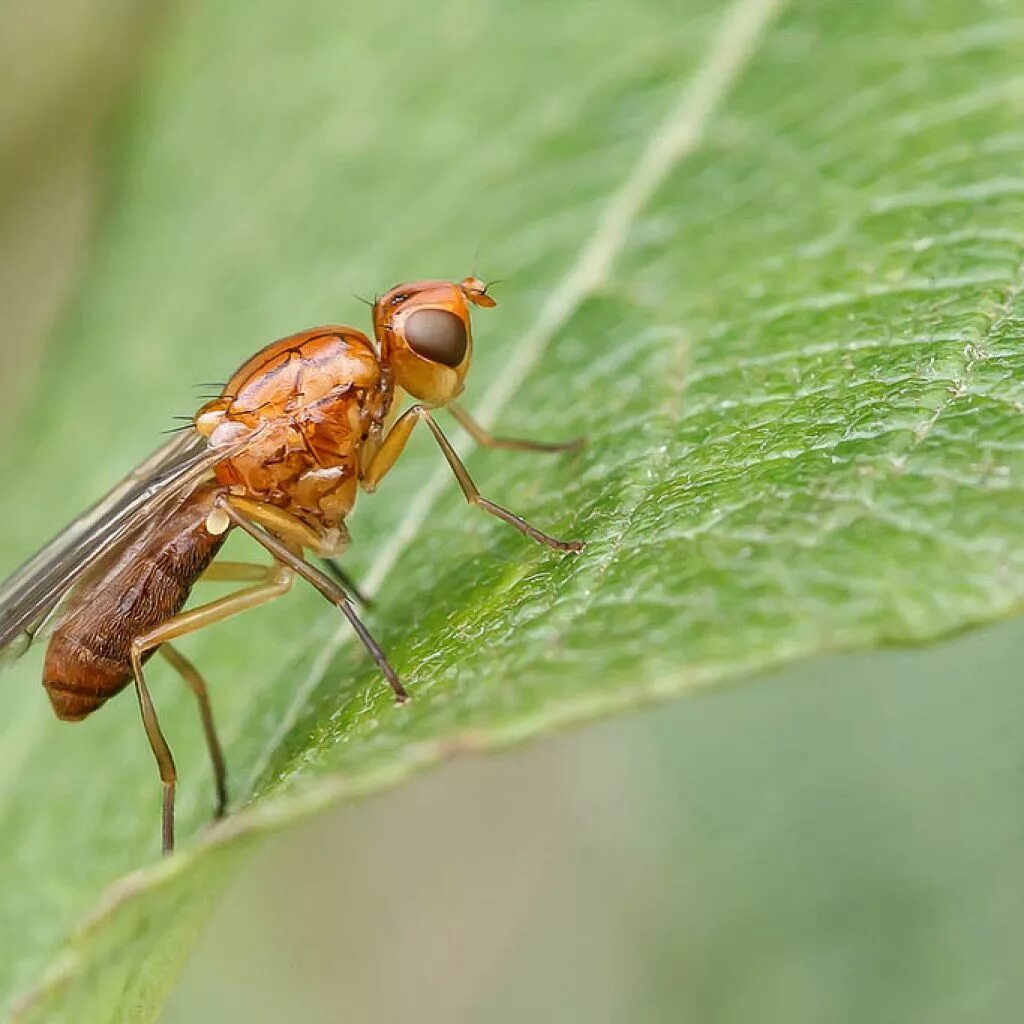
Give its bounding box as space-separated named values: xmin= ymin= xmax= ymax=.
xmin=242 ymin=0 xmax=788 ymax=793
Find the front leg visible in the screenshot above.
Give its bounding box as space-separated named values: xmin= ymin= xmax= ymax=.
xmin=449 ymin=402 xmax=585 ymax=454
xmin=362 ymin=405 xmax=584 ymax=553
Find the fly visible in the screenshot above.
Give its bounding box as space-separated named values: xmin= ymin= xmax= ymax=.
xmin=0 ymin=277 xmax=584 ymax=853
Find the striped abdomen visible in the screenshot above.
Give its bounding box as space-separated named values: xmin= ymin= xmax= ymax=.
xmin=43 ymin=488 xmax=227 ymax=721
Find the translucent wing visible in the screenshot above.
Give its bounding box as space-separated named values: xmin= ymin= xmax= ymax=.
xmin=0 ymin=428 xmax=250 ymax=665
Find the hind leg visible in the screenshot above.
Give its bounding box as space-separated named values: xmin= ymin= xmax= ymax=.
xmin=161 ymin=645 xmax=228 ymax=820
xmin=130 ymin=561 xmax=293 ymax=853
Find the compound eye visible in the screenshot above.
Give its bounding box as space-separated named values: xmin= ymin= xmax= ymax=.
xmin=404 ymin=308 xmax=468 ymax=367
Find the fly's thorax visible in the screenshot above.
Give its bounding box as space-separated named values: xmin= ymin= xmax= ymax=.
xmin=196 ymin=328 xmax=394 ymax=531
xmin=219 ymin=326 xmax=381 ymax=409
xmin=195 ymin=325 xmax=382 ymax=436
xmin=200 ymin=399 xmax=360 ymax=529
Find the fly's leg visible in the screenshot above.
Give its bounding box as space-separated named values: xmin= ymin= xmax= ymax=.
xmin=320 ymin=559 xmax=373 ymax=608
xmin=362 ymin=405 xmax=584 ymax=553
xmin=200 ymin=561 xmax=275 ymax=583
xmin=220 ymin=497 xmax=331 ymax=552
xmin=160 ymin=645 xmax=228 ymax=820
xmin=216 ymin=497 xmax=407 ymax=703
xmin=130 ymin=561 xmax=294 ymax=853
xmin=129 ymin=652 xmax=178 ymax=855
xmin=449 ymin=402 xmax=585 ymax=454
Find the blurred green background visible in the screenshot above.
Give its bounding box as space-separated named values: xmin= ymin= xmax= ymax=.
xmin=166 ymin=624 xmax=1024 ymax=1023
xmin=3 ymin=2 xmax=1024 ymax=1021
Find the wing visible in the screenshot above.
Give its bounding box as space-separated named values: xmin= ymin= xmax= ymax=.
xmin=0 ymin=428 xmax=249 ymax=665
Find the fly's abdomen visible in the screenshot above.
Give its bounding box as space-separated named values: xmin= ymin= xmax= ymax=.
xmin=43 ymin=489 xmax=227 ymax=721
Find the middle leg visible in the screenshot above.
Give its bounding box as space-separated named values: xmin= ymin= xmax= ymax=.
xmin=217 ymin=496 xmax=407 ymax=703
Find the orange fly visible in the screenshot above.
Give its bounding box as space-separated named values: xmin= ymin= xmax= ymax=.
xmin=0 ymin=278 xmax=583 ymax=853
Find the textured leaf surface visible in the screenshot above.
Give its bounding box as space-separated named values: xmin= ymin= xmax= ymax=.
xmin=2 ymin=0 xmax=1023 ymax=1019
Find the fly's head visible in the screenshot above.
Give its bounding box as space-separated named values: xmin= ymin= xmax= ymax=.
xmin=373 ymin=277 xmax=495 ymax=405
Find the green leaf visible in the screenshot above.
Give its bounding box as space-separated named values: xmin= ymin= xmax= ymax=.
xmin=2 ymin=0 xmax=1022 ymax=1019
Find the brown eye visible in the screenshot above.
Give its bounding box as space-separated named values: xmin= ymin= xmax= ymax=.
xmin=404 ymin=309 xmax=467 ymax=367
